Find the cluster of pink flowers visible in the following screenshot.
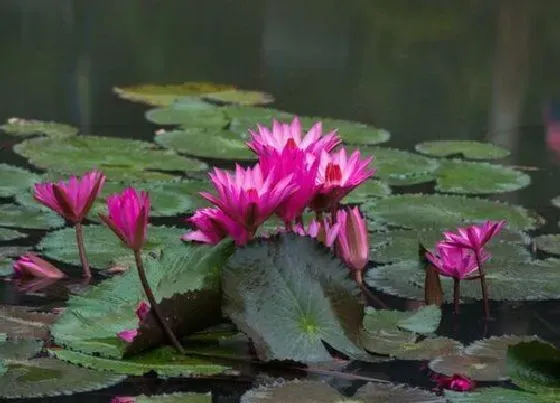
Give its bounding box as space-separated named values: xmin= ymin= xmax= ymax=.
xmin=183 ymin=117 xmax=375 ymax=273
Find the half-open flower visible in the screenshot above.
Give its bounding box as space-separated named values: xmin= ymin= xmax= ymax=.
xmin=335 ymin=207 xmax=369 ymax=272
xmin=12 ymin=253 xmax=65 ymax=279
xmin=442 ymin=220 xmax=506 ymax=257
xmin=425 ymin=242 xmax=489 ymax=279
xmin=182 ymin=207 xmax=250 ymax=246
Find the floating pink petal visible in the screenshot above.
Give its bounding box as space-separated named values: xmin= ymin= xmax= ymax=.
xmin=182 ymin=207 xmax=249 ymax=246
xmin=335 ymin=207 xmax=369 ymax=271
xmin=12 ymin=253 xmax=65 ymax=279
xmin=117 ymin=329 xmax=137 ymax=343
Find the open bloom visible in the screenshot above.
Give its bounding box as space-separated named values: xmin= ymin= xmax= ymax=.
xmin=34 ymin=170 xmax=105 ymax=223
xmin=201 ymin=164 xmax=298 ymax=237
xmin=99 ymin=188 xmax=150 ymax=251
xmin=425 ymin=243 xmax=489 ymax=279
xmin=442 ymin=221 xmax=506 ymax=257
xmin=182 ymin=207 xmax=250 ymax=246
xmin=13 ymin=253 xmax=65 ymax=279
xmin=310 ymin=148 xmax=375 ymax=211
xmin=335 ymin=207 xmax=369 ymax=271
xmin=247 ymin=117 xmax=341 ymax=156
xmin=294 ymin=218 xmax=341 ymax=248
xmin=117 ymin=301 xmax=150 ymax=343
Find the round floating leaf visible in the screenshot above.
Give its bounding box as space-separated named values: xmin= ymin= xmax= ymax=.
xmin=13 ymin=136 xmax=207 ymax=180
xmin=362 ymin=194 xmax=539 ymax=231
xmin=434 ymin=160 xmax=530 ymax=194
xmin=298 ymin=117 xmax=391 ymax=146
xmin=342 ymin=180 xmax=391 ymax=203
xmin=445 ymin=388 xmax=538 ymax=403
xmin=0 ymin=164 xmax=41 ymax=198
xmin=222 ymin=234 xmax=366 ymax=363
xmin=129 ymin=392 xmax=212 ymax=403
xmin=361 ymin=147 xmax=440 ymax=185
xmin=240 ymin=380 xmax=347 ymax=402
xmin=534 ymin=234 xmax=560 ymax=256
xmin=383 ymin=172 xmax=437 ymax=186
xmin=415 ymin=140 xmax=510 ymax=160
xmin=145 ymin=97 xmax=228 ymax=128
xmin=37 ymin=225 xmax=185 ymax=269
xmin=155 ymin=127 xmax=256 ymax=161
xmin=1 ymin=118 xmax=78 ymax=138
xmin=113 ymin=82 xmax=235 ymax=107
xmin=0 ymin=204 xmax=64 ymax=230
xmin=507 ymin=341 xmax=560 ymax=391
xmin=0 ymin=228 xmax=27 ymax=241
xmin=0 ymin=305 xmax=57 ymax=341
xmin=203 ymin=89 xmax=274 ymax=106
xmin=353 ymin=382 xmax=445 ymax=402
xmin=428 ymin=335 xmax=542 ymax=381
xmin=394 ymin=337 xmax=463 ymax=361
xmin=225 ymin=107 xmax=294 ymax=137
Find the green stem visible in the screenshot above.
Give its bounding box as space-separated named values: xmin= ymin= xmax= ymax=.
xmin=133 ymin=249 xmax=185 ymax=354
xmin=75 ymin=222 xmax=91 ymax=278
xmin=475 ymin=252 xmax=491 ymax=319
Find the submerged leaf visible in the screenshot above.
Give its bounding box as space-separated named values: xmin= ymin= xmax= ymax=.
xmin=0 ymin=203 xmax=64 ymax=230
xmin=0 ymin=164 xmax=41 ymax=198
xmin=1 ymin=118 xmax=78 ymax=138
xmin=415 ymin=140 xmax=510 ymax=160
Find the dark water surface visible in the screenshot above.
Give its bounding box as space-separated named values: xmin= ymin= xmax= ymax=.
xmin=2 ymin=1 xmax=560 ymax=401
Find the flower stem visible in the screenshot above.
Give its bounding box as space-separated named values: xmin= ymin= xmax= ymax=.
xmin=75 ymin=222 xmax=91 ymax=278
xmin=355 ymin=269 xmax=388 ymax=309
xmin=453 ymin=278 xmax=461 ymax=314
xmin=133 ymin=249 xmax=185 ymax=354
xmin=475 ymin=253 xmax=491 ymax=319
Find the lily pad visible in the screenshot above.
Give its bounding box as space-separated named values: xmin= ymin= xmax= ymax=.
xmin=0 ymin=305 xmax=57 ymax=341
xmin=121 ymin=393 xmax=212 ymax=403
xmin=37 ymin=225 xmax=185 ymax=269
xmin=145 ymin=97 xmax=228 ymax=128
xmin=0 ymin=164 xmax=41 ymax=198
xmin=0 ymin=257 xmax=11 ymax=276
xmin=13 ymin=135 xmax=207 ymax=181
xmin=361 ymin=147 xmax=440 ymax=185
xmin=428 ymin=335 xmax=542 ymax=381
xmin=434 ymin=160 xmax=530 ymax=194
xmin=362 ymin=194 xmax=539 ymax=232
xmin=1 ymin=118 xmax=78 ymax=138
xmin=353 ymin=382 xmax=446 ymax=402
xmin=155 ymin=127 xmax=256 ymax=161
xmin=203 ymin=89 xmax=274 ymax=106
xmin=113 ymin=82 xmax=235 ymax=107
xmin=225 ymin=107 xmax=294 ymax=137
xmin=533 ymin=234 xmax=560 ymax=256
xmin=342 ymin=180 xmax=391 ymax=203
xmin=0 ymin=228 xmax=27 ymax=241
xmin=0 ymin=204 xmax=64 ymax=230
xmin=415 ymin=140 xmax=510 ymax=160
xmin=445 ymin=388 xmax=539 ymax=403
xmin=507 ymin=341 xmax=560 ymax=395
xmin=298 ymin=117 xmax=391 ymax=146
xmin=222 ymin=233 xmax=366 ymax=362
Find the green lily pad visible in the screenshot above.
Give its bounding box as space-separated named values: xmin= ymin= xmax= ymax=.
xmin=13 ymin=135 xmax=207 ymax=181
xmin=434 ymin=160 xmax=530 ymax=194
xmin=145 ymin=97 xmax=228 ymax=128
xmin=445 ymin=388 xmax=539 ymax=403
xmin=534 ymin=234 xmax=560 ymax=256
xmin=0 ymin=228 xmax=27 ymax=241
xmin=361 ymin=147 xmax=440 ymax=185
xmin=394 ymin=337 xmax=463 ymax=361
xmin=51 ymin=241 xmax=234 ymax=359
xmin=298 ymin=117 xmax=391 ymax=146
xmin=222 ymin=233 xmax=366 ymax=362
xmin=113 ymin=82 xmax=235 ymax=107
xmin=0 ymin=305 xmax=57 ymax=341
xmin=507 ymin=341 xmax=560 ymax=395
xmin=383 ymin=172 xmax=437 ymax=186
xmin=37 ymin=225 xmax=185 ymax=269
xmin=154 ymin=127 xmax=256 ymax=161
xmin=353 ymin=382 xmax=446 ymax=402
xmin=0 ymin=339 xmax=124 ymax=399
xmin=415 ymin=140 xmax=510 ymax=160
xmin=0 ymin=204 xmax=64 ymax=230
xmin=203 ymin=89 xmax=274 ymax=106
xmin=362 ymin=194 xmax=540 ymax=232
xmin=0 ymin=164 xmax=41 ymax=198
xmin=342 ymin=180 xmax=392 ymax=203
xmin=0 ymin=257 xmax=11 ymax=276
xmin=1 ymin=118 xmax=78 ymax=138
xmin=225 ymin=107 xmax=294 ymax=137
xmin=136 ymin=393 xmax=212 ymax=403
xmin=428 ymin=335 xmax=543 ymax=381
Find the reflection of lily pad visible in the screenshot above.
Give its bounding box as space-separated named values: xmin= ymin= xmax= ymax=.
xmin=0 ymin=164 xmax=41 ymax=198
xmin=533 ymin=234 xmax=560 ymax=256
xmin=1 ymin=118 xmax=78 ymax=138
xmin=362 ymin=194 xmax=539 ymax=231
xmin=434 ymin=160 xmax=530 ymax=194
xmin=113 ymin=82 xmax=235 ymax=107
xmin=145 ymin=97 xmax=228 ymax=128
xmin=0 ymin=228 xmax=27 ymax=241
xmin=155 ymin=127 xmax=256 ymax=161
xmin=0 ymin=204 xmax=64 ymax=230
xmin=37 ymin=225 xmax=185 ymax=269
xmin=342 ymin=180 xmax=391 ymax=203
xmin=361 ymin=147 xmax=440 ymax=185
xmin=299 ymin=117 xmax=391 ymax=146
xmin=0 ymin=305 xmax=57 ymax=340
xmin=415 ymin=140 xmax=510 ymax=160
xmin=203 ymin=90 xmax=274 ymax=106
xmin=428 ymin=335 xmax=542 ymax=381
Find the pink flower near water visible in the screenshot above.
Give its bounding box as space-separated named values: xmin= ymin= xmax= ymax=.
xmin=425 ymin=243 xmax=489 ymax=279
xmin=34 ymin=170 xmax=105 ymax=223
xmin=201 ymin=164 xmax=298 ymax=238
xmin=335 ymin=207 xmax=369 ymax=271
xmin=110 ymin=397 xmax=136 ymax=403
xmin=294 ymin=218 xmax=341 ymax=248
xmin=433 ymin=373 xmax=475 ymax=392
xmin=12 ymin=253 xmax=65 ymax=279
xmin=310 ymin=148 xmax=375 ymax=211
xmin=442 ymin=221 xmax=506 ymax=257
xmin=99 ymin=188 xmax=150 ymax=251
xmin=182 ymin=207 xmax=250 ymax=246
xmin=117 ymin=301 xmax=150 ymax=343
xmin=247 ymin=117 xmax=341 ymax=156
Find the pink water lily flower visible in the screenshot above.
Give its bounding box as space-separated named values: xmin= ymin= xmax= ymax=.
xmin=13 ymin=253 xmax=65 ymax=279
xmin=442 ymin=220 xmax=506 ymax=258
xmin=247 ymin=117 xmax=341 ymax=156
xmin=34 ymin=170 xmax=105 ymax=223
xmin=182 ymin=207 xmax=250 ymax=246
xmin=99 ymin=188 xmax=150 ymax=251
xmin=335 ymin=207 xmax=369 ymax=272
xmin=310 ymin=148 xmax=375 ymax=211
xmin=433 ymin=373 xmax=475 ymax=392
xmin=110 ymin=397 xmax=136 ymax=403
xmin=294 ymin=218 xmax=341 ymax=248
xmin=117 ymin=301 xmax=150 ymax=343
xmin=426 ymin=242 xmax=489 ymax=279
xmin=201 ymin=164 xmax=298 ymax=239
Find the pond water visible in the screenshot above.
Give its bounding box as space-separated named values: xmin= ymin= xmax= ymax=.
xmin=2 ymin=1 xmax=560 ymax=402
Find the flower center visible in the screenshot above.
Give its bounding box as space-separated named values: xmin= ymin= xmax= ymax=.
xmin=285 ymin=138 xmax=297 ymax=149
xmin=246 ymin=188 xmax=259 ymax=202
xmin=325 ymin=163 xmax=342 ymax=184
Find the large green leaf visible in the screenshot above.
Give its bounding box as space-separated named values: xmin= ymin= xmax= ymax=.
xmin=0 ymin=228 xmax=27 ymax=241
xmin=222 ymin=234 xmax=365 ymax=362
xmin=224 ymin=106 xmax=294 ymax=137
xmin=362 ymin=194 xmax=540 ymax=231
xmin=0 ymin=203 xmax=64 ymax=230
xmin=507 ymin=341 xmax=560 ymax=392
xmin=434 ymin=160 xmax=530 ymax=194
xmin=146 ymin=97 xmax=228 ymax=128
xmin=51 ymin=241 xmax=234 ymax=359
xmin=415 ymin=140 xmax=510 ymax=160
xmin=1 ymin=118 xmax=78 ymax=138
xmin=298 ymin=117 xmax=391 ymax=146
xmin=342 ymin=180 xmax=392 ymax=203
xmin=37 ymin=225 xmax=185 ymax=269
xmin=0 ymin=164 xmax=41 ymax=198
